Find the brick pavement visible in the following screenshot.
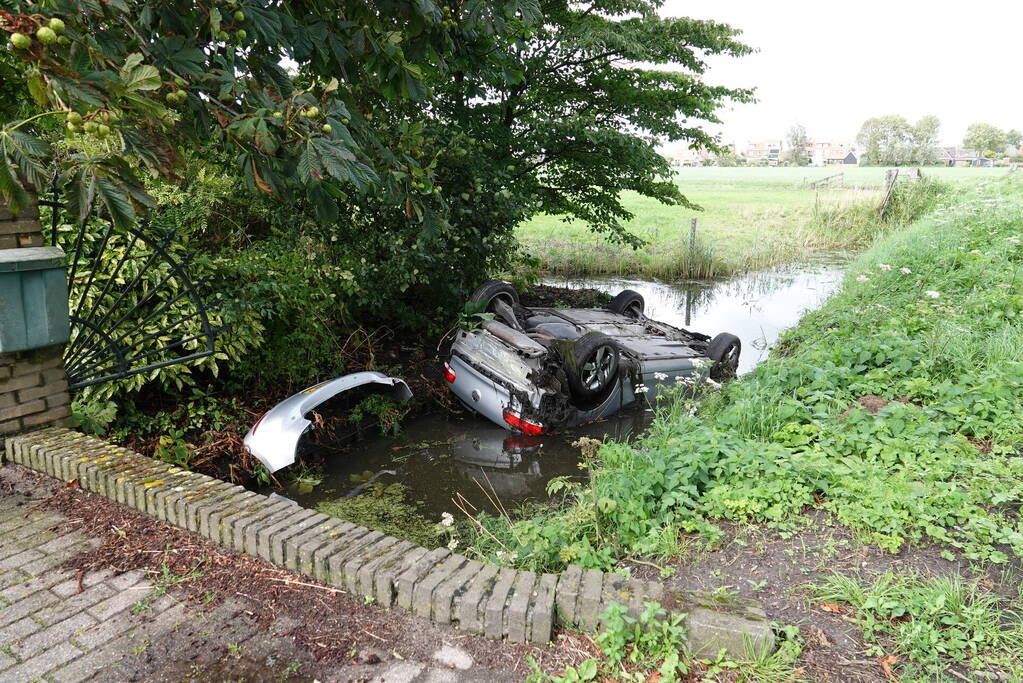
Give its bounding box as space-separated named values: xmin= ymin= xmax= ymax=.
xmin=0 ymin=467 xmax=520 ymax=682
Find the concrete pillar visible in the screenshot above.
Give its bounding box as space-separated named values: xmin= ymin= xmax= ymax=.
xmin=0 ymin=196 xmax=72 ymax=444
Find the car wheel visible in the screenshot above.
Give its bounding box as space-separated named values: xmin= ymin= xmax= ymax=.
xmin=468 ymin=280 xmax=520 ymax=326
xmin=607 ymin=289 xmax=645 ymax=318
xmin=707 ymin=333 xmax=741 ymax=381
xmin=567 ymin=332 xmax=620 ymax=402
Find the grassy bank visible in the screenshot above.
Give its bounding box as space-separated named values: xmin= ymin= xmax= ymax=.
xmin=518 ymin=166 xmax=1007 ymax=280
xmin=478 ymin=173 xmax=1023 ymax=679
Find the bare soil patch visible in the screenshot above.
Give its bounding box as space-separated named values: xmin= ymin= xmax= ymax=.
xmin=621 ymin=510 xmax=1022 ymax=681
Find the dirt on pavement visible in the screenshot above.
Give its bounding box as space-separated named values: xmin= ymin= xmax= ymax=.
xmin=0 ymin=463 xmax=593 ymax=680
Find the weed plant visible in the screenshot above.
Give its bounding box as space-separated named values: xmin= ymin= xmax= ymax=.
xmin=468 ymin=174 xmax=1023 ymax=575
xmin=528 ymin=601 xmax=803 ymax=682
xmin=815 ymin=571 xmax=1023 ymax=678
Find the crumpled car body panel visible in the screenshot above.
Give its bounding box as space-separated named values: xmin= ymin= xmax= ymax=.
xmin=243 ymin=371 xmax=412 ymax=473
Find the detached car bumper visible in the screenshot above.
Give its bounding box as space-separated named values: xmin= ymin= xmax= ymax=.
xmin=244 ymin=371 xmax=412 ymax=473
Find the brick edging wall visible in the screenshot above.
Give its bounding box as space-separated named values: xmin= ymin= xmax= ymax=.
xmin=0 ymin=195 xmax=42 ymax=249
xmin=3 ymin=428 xmax=775 ymax=653
xmin=0 ymin=346 xmax=71 ymax=436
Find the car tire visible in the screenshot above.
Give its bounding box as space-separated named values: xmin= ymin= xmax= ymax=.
xmin=607 ymin=289 xmax=645 ymax=318
xmin=468 ymin=280 xmax=519 ymax=313
xmin=707 ymin=333 xmax=741 ymax=381
xmin=567 ymin=332 xmax=620 ymax=402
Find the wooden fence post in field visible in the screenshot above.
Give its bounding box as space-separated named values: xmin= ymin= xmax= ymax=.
xmin=879 ymin=169 xmax=900 ymax=220
xmin=689 ymin=217 xmax=697 ymax=259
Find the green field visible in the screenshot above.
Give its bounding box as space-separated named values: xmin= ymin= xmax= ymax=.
xmin=518 ymin=166 xmax=1010 ymax=280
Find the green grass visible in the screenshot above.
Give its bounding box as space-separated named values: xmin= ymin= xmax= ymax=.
xmin=518 ymin=166 xmax=1010 ymax=279
xmin=815 ymin=571 xmax=1023 ymax=679
xmin=471 ymin=172 xmax=1023 ymax=568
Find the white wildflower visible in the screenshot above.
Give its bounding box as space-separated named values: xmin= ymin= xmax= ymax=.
xmin=634 ymin=384 xmax=648 ymax=394
xmin=878 ymin=263 xmax=892 ymax=271
xmin=495 ymin=551 xmax=506 ymax=559
xmin=899 ymin=267 xmax=912 ymax=274
xmin=447 ymin=539 xmax=459 ymax=550
xmin=924 ymin=290 xmax=941 ymax=299
xmin=440 ymin=512 xmax=454 ymax=527
xmin=653 ymin=372 xmax=668 ymax=381
xmin=856 ymin=275 xmax=869 ymax=282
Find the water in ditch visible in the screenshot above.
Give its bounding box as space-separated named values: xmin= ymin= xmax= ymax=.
xmin=281 ymin=258 xmax=847 ymax=521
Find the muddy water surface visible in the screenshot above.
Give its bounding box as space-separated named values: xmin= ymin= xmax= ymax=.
xmin=287 ymin=258 xmax=847 ymax=519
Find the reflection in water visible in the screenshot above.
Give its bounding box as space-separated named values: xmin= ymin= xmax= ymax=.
xmin=290 ymin=259 xmax=847 ymax=516
xmin=548 ymin=256 xmax=847 ymax=374
xmin=287 ymin=410 xmax=652 ymax=518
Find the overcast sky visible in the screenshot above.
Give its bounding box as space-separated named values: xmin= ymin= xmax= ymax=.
xmin=659 ymin=0 xmax=1023 ymax=150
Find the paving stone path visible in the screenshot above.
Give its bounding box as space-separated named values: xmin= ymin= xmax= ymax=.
xmin=0 ymin=471 xmax=521 ymax=682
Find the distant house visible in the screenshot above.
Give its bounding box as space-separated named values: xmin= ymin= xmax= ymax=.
xmin=805 ymin=141 xmax=857 ymax=166
xmin=667 ymin=144 xmax=715 ymax=167
xmin=943 ymin=147 xmax=992 ymax=167
xmin=745 ymin=140 xmax=783 ymax=166
xmin=821 ymin=149 xmax=858 ymax=165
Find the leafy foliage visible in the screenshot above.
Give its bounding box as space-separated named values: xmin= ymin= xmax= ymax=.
xmin=70 ymin=397 xmax=117 ymax=435
xmin=857 ymin=114 xmax=943 ymax=166
xmin=783 ymin=124 xmax=809 ymax=166
xmin=0 ymin=0 xmax=540 ymax=227
xmin=468 ymin=174 xmax=1023 ymax=574
xmin=963 ymin=122 xmax=1010 ymax=158
xmin=529 ymin=602 xmax=689 ymax=682
xmin=439 ymin=0 xmax=753 ymax=245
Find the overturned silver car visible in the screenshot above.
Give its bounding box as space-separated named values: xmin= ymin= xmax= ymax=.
xmin=444 ymin=281 xmax=740 ymax=434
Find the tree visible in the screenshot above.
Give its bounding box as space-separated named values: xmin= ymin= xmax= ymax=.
xmin=436 ymin=0 xmax=753 ymax=245
xmin=910 ymin=115 xmax=941 ymax=165
xmin=0 ymin=1 xmax=539 ymax=224
xmin=964 ymin=123 xmax=1008 ymax=158
xmin=783 ymin=124 xmax=809 ymax=166
xmin=856 ymin=115 xmax=912 ymax=166
xmin=1007 ymin=129 xmax=1023 ymax=149
xmin=1 ymin=1 xmax=751 ymax=250
xmin=712 ymin=149 xmax=742 ymax=167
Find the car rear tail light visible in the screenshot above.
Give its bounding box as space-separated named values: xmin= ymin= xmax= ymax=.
xmin=443 ymin=362 xmax=456 ymax=383
xmin=503 ymin=410 xmax=544 ymax=435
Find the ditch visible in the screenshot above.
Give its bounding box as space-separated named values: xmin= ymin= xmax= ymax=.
xmin=276 ymin=256 xmax=848 ymax=527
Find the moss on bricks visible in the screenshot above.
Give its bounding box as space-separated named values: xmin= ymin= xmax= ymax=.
xmin=506 ymin=571 xmax=537 ymax=643
xmin=256 ymin=508 xmax=319 ymax=563
xmin=455 ymin=562 xmax=500 ymax=634
xmin=412 ymin=554 xmax=468 ymax=620
xmin=484 ymin=568 xmax=517 ymax=640
xmin=432 ymin=559 xmax=483 ymax=625
xmin=576 ymin=569 xmax=604 ymax=631
xmin=358 ymin=539 xmax=413 ymax=600
xmin=554 ymin=565 xmax=583 ymax=627
xmin=287 ymin=518 xmax=349 ymax=573
xmin=396 ymin=548 xmax=451 ymax=611
xmin=240 ymin=502 xmax=302 ymax=557
xmin=342 ymin=535 xmax=400 ymax=594
xmin=527 ymin=573 xmax=558 ymax=645
xmin=375 ymin=546 xmax=427 ymax=608
xmin=325 ymin=529 xmax=382 ymax=590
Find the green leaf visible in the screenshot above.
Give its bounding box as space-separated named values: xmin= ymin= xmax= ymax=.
xmin=94 ymin=176 xmax=136 ymax=231
xmin=123 ymin=64 xmax=162 ymax=92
